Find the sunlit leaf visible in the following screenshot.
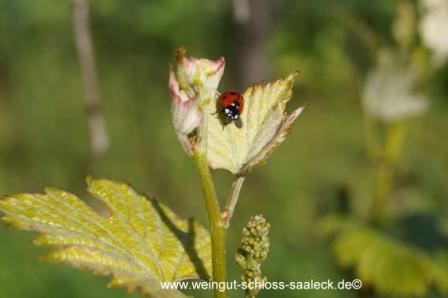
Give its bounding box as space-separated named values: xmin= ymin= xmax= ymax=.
xmin=433 ymin=251 xmax=448 ymax=293
xmin=206 ymin=72 xmax=305 ymax=175
xmin=0 ymin=178 xmax=211 ymax=297
xmin=333 ymin=226 xmax=431 ymax=296
xmin=318 ymin=216 xmax=448 ymax=296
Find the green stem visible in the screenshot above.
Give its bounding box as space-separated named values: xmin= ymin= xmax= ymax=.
xmin=362 ymin=112 xmax=381 ymax=162
xmin=193 ymin=152 xmax=227 ymax=298
xmin=370 ymin=121 xmax=405 ymax=224
xmin=222 ymin=176 xmax=246 ymax=228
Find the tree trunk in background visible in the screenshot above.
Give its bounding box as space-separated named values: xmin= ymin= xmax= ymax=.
xmin=72 ymin=0 xmax=109 ymax=157
xmin=233 ymin=0 xmax=277 ymax=89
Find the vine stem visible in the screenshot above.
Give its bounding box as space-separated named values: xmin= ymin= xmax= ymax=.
xmin=71 ymin=0 xmax=109 ymax=156
xmin=370 ymin=121 xmax=405 ymax=224
xmin=222 ymin=176 xmax=246 ymax=228
xmin=193 ymin=152 xmax=227 ymax=298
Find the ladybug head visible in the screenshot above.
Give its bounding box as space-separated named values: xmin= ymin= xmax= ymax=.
xmin=223 ymin=104 xmax=240 ymax=120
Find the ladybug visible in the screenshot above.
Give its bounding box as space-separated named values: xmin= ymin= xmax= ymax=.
xmin=216 ymin=91 xmax=244 ymax=126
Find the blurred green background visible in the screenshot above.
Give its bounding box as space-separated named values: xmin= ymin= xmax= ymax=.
xmin=1 ymin=0 xmax=447 ymax=297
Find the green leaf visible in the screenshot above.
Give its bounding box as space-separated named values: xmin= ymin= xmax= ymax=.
xmin=433 ymin=251 xmax=448 ymax=293
xmin=206 ymin=72 xmax=305 ymax=175
xmin=333 ymin=226 xmax=431 ymax=296
xmin=0 ymin=178 xmax=211 ymax=297
xmin=318 ymin=216 xmax=448 ymax=296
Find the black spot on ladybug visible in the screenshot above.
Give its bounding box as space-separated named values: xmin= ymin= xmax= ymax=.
xmin=230 ymin=91 xmax=236 ymax=95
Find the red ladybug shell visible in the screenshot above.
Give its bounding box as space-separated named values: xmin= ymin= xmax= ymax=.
xmin=218 ymin=91 xmax=244 ymax=114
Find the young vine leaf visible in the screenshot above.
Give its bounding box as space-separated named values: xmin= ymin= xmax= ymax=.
xmin=0 ymin=177 xmax=211 ymax=297
xmin=207 ymin=72 xmax=305 ymax=175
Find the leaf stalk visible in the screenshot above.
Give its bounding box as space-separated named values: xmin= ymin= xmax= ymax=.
xmin=222 ymin=176 xmax=246 ymax=228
